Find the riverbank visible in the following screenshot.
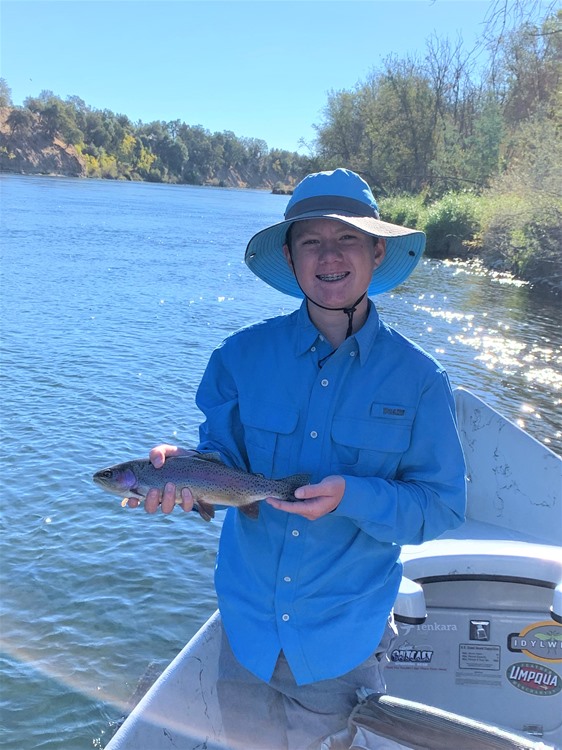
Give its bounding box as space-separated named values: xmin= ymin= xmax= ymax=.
xmin=0 ymin=108 xmax=85 ymax=177
xmin=380 ymin=192 xmax=561 ymax=297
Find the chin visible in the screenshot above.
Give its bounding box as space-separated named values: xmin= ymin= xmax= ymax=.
xmin=314 ymin=287 xmax=357 ymax=308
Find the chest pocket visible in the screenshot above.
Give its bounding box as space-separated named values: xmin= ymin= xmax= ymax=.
xmin=331 ymin=411 xmax=413 ymax=477
xmin=239 ymin=396 xmax=299 ymax=476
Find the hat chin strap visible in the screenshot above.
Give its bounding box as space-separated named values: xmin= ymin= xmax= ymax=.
xmin=306 ymin=292 xmax=367 ymax=340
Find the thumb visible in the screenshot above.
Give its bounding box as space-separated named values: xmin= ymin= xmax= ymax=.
xmin=294 ymin=483 xmax=320 ymax=500
xmin=149 ymin=444 xmax=186 ymax=468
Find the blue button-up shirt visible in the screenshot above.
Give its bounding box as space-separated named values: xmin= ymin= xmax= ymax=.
xmin=196 ymin=301 xmax=466 ymax=686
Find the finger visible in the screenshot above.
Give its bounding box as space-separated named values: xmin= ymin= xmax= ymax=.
xmin=144 ymin=488 xmax=162 ymax=514
xmin=180 ymin=487 xmax=194 ymax=513
xmin=149 ymin=444 xmax=188 ymax=468
xmin=268 ymin=498 xmax=317 ymax=520
xmin=266 ymin=496 xmax=336 ymax=521
xmin=125 ymin=497 xmax=140 ymax=508
xmin=161 ymin=483 xmax=177 ymax=514
xmin=266 ymin=497 xmax=308 ymax=514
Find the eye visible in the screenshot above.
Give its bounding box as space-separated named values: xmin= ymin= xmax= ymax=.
xmin=100 ymin=470 xmax=114 ymax=479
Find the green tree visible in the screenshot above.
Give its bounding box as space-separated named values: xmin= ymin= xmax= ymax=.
xmin=0 ymin=78 xmax=12 ymax=108
xmin=6 ymin=107 xmax=34 ymax=135
xmin=314 ymin=88 xmax=365 ymax=172
xmin=490 ymin=11 xmax=561 ymax=127
xmin=465 ymin=98 xmax=503 ymax=186
xmin=178 ymin=125 xmax=215 ymax=183
xmin=370 ymin=60 xmax=437 ymax=193
xmin=40 ymin=99 xmax=82 ymax=143
xmin=158 ymin=136 xmax=189 ymax=178
xmin=219 ymin=130 xmax=246 ymax=170
xmin=132 ymin=138 xmax=156 ymax=176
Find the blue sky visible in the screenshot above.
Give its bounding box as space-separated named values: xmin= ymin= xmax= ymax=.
xmin=0 ymin=1 xmax=549 ymax=152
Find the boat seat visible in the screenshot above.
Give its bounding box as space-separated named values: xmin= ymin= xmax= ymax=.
xmin=347 ymin=692 xmax=555 ymax=750
xmin=399 ymin=539 xmax=562 ymax=622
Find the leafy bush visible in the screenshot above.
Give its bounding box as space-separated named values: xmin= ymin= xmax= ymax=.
xmin=379 ymin=194 xmax=425 ymax=229
xmin=421 ymin=193 xmax=483 ymax=258
xmin=479 ymin=194 xmax=562 ymax=292
xmin=477 ymin=113 xmax=562 ymax=293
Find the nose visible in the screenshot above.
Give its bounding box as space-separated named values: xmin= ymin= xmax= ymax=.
xmin=318 ymin=238 xmax=342 ymax=261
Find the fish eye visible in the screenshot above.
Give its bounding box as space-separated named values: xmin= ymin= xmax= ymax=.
xmin=100 ymin=470 xmax=114 ymax=478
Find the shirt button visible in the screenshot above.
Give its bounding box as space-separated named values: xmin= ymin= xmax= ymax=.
xmin=311 ymin=346 xmax=316 ymax=352
xmin=321 ymin=379 xmax=329 ymax=387
xmin=283 ymin=576 xmax=292 ymax=582
xmin=292 ymin=529 xmax=300 ymax=537
xmin=310 ymin=430 xmax=318 ymax=439
xmin=350 ymin=351 xmax=357 ymax=357
xmin=282 ymin=614 xmax=290 ymax=621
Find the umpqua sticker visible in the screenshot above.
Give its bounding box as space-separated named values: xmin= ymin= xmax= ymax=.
xmin=507 ymin=661 xmax=561 ymax=696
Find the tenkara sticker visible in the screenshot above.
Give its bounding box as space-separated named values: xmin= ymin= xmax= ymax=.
xmin=508 ymin=621 xmax=562 ymax=663
xmin=506 ymin=662 xmax=561 ymax=696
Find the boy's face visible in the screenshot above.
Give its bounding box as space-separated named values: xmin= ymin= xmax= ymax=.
xmin=283 ymin=218 xmax=385 ymax=310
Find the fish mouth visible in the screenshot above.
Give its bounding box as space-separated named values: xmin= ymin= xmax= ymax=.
xmin=316 ymin=272 xmax=350 ymax=283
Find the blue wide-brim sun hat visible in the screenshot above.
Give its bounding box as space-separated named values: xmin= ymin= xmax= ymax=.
xmin=245 ymin=168 xmax=426 ymax=297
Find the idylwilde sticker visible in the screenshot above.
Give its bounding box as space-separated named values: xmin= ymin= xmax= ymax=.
xmin=508 ymin=621 xmax=562 ymax=663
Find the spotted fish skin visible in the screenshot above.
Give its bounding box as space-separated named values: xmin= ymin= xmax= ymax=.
xmin=93 ymin=453 xmax=310 ymax=520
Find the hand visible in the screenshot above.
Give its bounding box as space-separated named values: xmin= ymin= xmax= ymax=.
xmin=266 ymin=475 xmax=345 ymax=520
xmin=125 ymin=444 xmax=196 ymax=514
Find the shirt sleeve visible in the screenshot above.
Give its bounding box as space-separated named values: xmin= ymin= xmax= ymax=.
xmin=195 ymin=343 xmax=249 ymax=471
xmin=332 ymin=369 xmax=466 ymax=545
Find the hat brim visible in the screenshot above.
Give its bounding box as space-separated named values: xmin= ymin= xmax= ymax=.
xmin=245 ymin=212 xmax=426 ymax=298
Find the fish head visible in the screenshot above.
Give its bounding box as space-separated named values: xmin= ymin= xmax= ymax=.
xmin=93 ymin=463 xmax=139 ymax=496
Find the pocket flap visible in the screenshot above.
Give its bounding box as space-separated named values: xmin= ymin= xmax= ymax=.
xmin=239 ymin=397 xmax=299 ymax=435
xmin=332 ymin=416 xmax=411 ymax=453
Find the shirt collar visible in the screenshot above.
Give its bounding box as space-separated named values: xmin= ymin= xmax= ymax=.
xmin=354 ymin=299 xmax=380 ymax=364
xmin=294 ymin=299 xmax=381 ymax=363
xmin=295 ymin=302 xmax=320 ymax=356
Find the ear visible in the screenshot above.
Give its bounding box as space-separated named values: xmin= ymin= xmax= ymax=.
xmin=373 ymin=238 xmax=386 ymax=269
xmin=283 ymin=244 xmax=294 ymax=272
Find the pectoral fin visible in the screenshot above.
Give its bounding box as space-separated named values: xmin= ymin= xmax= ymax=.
xmin=194 ymin=501 xmax=215 ymax=522
xmin=238 ymin=501 xmax=260 ymax=519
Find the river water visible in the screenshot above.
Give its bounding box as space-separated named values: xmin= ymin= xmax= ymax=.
xmin=1 ymin=174 xmax=560 ymax=749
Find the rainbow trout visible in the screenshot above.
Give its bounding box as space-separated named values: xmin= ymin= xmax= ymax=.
xmin=93 ymin=452 xmax=310 ymax=520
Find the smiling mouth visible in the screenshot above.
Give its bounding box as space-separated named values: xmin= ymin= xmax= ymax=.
xmin=316 ymin=272 xmax=349 ymax=282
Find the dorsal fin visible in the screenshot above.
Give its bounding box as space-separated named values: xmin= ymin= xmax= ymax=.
xmin=193 ymin=451 xmax=224 ymax=464
xmin=287 ymin=473 xmax=311 ymax=485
